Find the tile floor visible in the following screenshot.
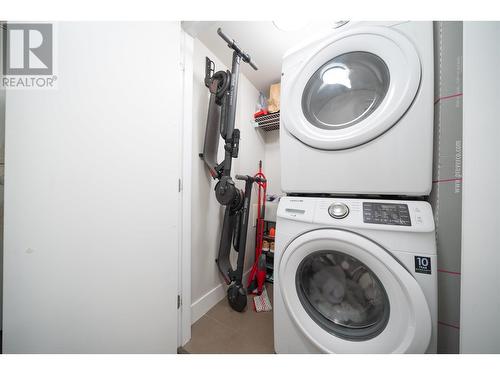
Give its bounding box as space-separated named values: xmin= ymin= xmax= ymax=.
xmin=182 ymin=284 xmax=274 ymax=354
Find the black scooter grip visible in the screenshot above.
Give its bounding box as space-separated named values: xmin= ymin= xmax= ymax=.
xmin=245 ymin=57 xmax=258 ymax=71
xmin=217 ymin=28 xmax=258 ymax=71
xmin=217 ymin=27 xmax=232 ymax=46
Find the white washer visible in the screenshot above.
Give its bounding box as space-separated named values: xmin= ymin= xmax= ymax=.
xmin=274 ymin=196 xmax=437 ymax=353
xmin=280 ymin=21 xmax=434 ymax=196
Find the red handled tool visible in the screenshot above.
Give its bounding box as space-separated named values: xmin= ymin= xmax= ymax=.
xmin=247 ymin=160 xmax=267 ymax=295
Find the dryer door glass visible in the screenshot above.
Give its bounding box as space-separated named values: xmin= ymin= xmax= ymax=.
xmin=301 ymin=52 xmax=390 ymax=130
xmin=296 ymin=250 xmax=390 ymax=341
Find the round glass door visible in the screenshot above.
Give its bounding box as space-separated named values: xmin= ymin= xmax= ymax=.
xmin=301 ymin=52 xmax=390 ymax=130
xmin=296 ymin=250 xmax=389 ymax=341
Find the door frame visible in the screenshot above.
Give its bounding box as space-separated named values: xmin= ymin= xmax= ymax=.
xmin=177 ymin=29 xmax=194 ymax=347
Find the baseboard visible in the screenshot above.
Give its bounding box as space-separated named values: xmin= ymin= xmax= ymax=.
xmin=191 ymin=282 xmax=227 ymax=324
xmin=191 ymin=268 xmax=252 ymax=324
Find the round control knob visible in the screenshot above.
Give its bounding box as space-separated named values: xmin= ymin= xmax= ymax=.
xmin=328 ymin=202 xmax=349 ymax=219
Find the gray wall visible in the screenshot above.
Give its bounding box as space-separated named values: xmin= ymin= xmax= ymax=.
xmin=430 ymin=21 xmax=463 ymax=353
xmin=0 ymin=23 xmax=5 ymax=333
xmin=460 ymin=21 xmax=500 ymax=354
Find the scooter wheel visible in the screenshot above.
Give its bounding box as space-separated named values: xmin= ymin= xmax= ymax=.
xmin=227 ymin=284 xmax=247 ymax=312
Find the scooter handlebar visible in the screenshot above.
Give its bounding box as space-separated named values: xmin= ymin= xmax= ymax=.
xmin=217 ymin=28 xmax=258 ymax=71
xmin=217 ymin=27 xmax=233 ymax=46
xmin=235 ymin=175 xmax=267 ymax=183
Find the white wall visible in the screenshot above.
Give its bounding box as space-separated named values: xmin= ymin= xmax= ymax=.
xmin=263 ymin=131 xmax=282 ymax=196
xmin=3 ymin=22 xmax=182 ymax=353
xmin=460 ymin=21 xmax=500 ymax=354
xmin=190 ymin=38 xmax=267 ymax=322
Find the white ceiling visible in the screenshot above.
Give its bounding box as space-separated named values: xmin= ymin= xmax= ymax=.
xmin=182 ymin=21 xmax=342 ymax=93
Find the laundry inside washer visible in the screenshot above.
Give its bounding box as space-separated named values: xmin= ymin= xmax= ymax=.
xmin=296 ymin=250 xmax=389 ymax=340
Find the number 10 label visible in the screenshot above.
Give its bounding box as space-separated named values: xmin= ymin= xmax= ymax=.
xmin=415 ymin=256 xmax=432 ymax=274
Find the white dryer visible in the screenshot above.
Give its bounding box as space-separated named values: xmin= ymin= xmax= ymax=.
xmin=280 ymin=21 xmax=434 ymax=196
xmin=274 ymin=196 xmax=437 ymax=353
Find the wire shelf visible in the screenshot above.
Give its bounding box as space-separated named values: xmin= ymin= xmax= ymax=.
xmin=253 ymin=111 xmax=280 ymax=132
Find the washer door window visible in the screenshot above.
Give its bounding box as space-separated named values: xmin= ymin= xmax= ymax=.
xmin=296 ymin=250 xmax=389 ymax=341
xmin=282 ymin=26 xmax=421 ymax=150
xmin=278 ymin=229 xmax=432 ymax=353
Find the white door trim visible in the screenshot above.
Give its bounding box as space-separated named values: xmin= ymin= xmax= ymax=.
xmin=178 ymin=29 xmax=194 ymax=347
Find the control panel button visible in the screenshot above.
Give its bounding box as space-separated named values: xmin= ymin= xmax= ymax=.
xmin=328 ymin=202 xmax=349 ymax=219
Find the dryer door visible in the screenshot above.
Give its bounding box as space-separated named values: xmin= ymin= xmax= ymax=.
xmin=282 ymin=26 xmax=421 ymax=150
xmin=278 ymin=229 xmax=431 ymax=353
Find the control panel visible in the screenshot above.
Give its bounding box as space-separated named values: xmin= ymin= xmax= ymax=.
xmin=363 ymin=202 xmax=411 ymax=226
xmin=278 ymin=196 xmax=434 ymax=233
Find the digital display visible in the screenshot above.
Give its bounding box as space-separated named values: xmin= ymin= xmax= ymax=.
xmin=363 ymin=202 xmax=411 ymax=226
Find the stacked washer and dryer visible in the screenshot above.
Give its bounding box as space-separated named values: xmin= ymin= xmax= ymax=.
xmin=274 ymin=21 xmax=437 ymax=353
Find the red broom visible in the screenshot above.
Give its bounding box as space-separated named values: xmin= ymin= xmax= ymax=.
xmin=247 ymin=160 xmax=267 ymax=295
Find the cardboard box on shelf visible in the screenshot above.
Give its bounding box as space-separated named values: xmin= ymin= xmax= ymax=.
xmin=268 ymin=83 xmax=280 ymax=113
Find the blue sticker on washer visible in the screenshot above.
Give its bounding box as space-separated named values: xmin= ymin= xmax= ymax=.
xmin=415 ymin=256 xmax=432 ymax=274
